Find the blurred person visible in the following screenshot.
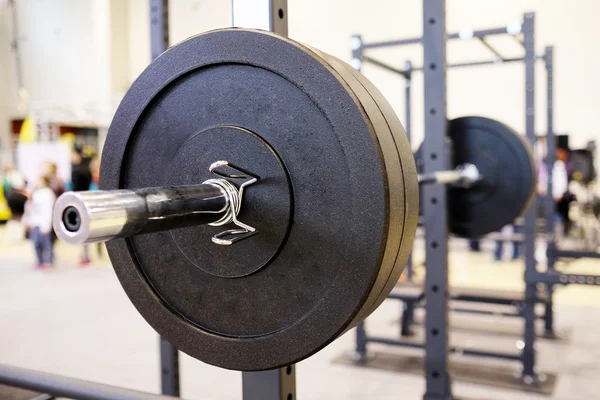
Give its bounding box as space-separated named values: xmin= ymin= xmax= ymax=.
xmin=40 ymin=161 xmax=65 ymax=247
xmin=2 ymin=165 xmax=14 ymax=193
xmin=88 ymin=156 xmax=104 ymax=258
xmin=534 ymin=136 xmax=569 ymax=214
xmin=89 ymin=156 xmax=100 ymax=190
xmin=29 ymin=175 xmax=56 ymax=269
xmin=469 ymin=239 xmax=480 ymax=252
xmin=494 ymin=225 xmax=521 ymax=261
xmin=2 ymin=164 xmax=23 ymax=193
xmin=538 ymin=148 xmax=569 ymax=223
xmin=71 ymin=148 xmax=93 ymax=265
xmin=495 ymin=143 xmax=569 ymax=262
xmin=534 ymin=146 xmax=569 ymax=263
xmin=555 ymin=147 xmax=573 ymax=233
xmin=5 ymin=173 xmax=28 ymax=221
xmin=41 ymin=161 xmax=65 ymax=198
xmin=4 ymin=173 xmax=29 ymax=241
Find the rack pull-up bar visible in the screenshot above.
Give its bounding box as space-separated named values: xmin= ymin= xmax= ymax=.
xmin=358 ymin=56 xmax=526 ymax=78
xmin=358 ymin=23 xmax=522 ymax=50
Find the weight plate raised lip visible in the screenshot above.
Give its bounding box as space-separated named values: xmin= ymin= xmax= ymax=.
xmin=100 ymin=29 xmax=395 ymax=371
xmin=340 ymin=63 xmax=419 ymax=318
xmin=314 ymin=51 xmax=418 ymax=325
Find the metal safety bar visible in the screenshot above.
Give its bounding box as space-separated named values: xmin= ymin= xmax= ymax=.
xmin=0 ymin=364 xmax=179 ymax=400
xmin=550 ymin=249 xmax=600 ymax=260
xmin=533 ymin=271 xmax=600 ymax=286
xmin=359 ymin=56 xmax=525 ymax=77
xmin=365 ymin=337 xmax=522 ymax=361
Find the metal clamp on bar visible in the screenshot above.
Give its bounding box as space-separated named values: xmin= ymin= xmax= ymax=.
xmin=418 ymin=163 xmax=481 ymax=187
xmin=52 ymin=161 xmax=258 ymax=246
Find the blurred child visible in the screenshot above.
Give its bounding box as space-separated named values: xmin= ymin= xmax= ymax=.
xmin=41 ymin=161 xmax=65 ymax=198
xmin=89 ymin=156 xmax=100 ymax=190
xmin=71 ymin=148 xmax=92 ymax=265
xmin=5 ymin=173 xmax=29 ymax=241
xmin=29 ymin=175 xmax=56 ymax=269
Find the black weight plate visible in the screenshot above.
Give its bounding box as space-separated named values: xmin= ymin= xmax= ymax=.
xmin=313 ymin=54 xmax=404 ymax=326
xmin=448 ymin=116 xmax=535 ymax=237
xmin=320 ymin=55 xmax=418 ymax=321
xmin=100 ymin=29 xmax=408 ymax=371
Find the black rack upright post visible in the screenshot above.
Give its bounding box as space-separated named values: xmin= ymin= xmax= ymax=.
xmin=402 ymin=59 xmax=416 ymax=337
xmin=521 ymin=12 xmax=538 ymax=384
xmin=543 ymin=45 xmax=556 ymax=337
xmin=150 ymin=0 xmax=169 ymax=61
xmin=242 ymin=366 xmax=296 ymax=400
xmin=404 ymin=60 xmax=413 ymax=146
xmin=232 ymin=1 xmax=295 ymax=397
xmin=404 ymin=59 xmax=413 ymax=283
xmin=149 ymin=1 xmax=181 ymax=396
xmin=421 ymin=1 xmax=452 ymax=399
xmin=159 ymin=337 xmax=180 ymax=397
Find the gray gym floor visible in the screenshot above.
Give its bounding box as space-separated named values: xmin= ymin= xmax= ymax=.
xmin=1 ymin=236 xmax=599 ymax=399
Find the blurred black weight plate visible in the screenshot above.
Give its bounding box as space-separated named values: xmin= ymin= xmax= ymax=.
xmin=448 ymin=116 xmax=536 ymax=237
xmin=99 ymin=29 xmax=417 ymax=371
xmin=413 ymin=117 xmax=535 ymax=237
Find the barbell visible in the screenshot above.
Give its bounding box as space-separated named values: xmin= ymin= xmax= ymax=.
xmin=52 ymin=29 xmax=535 ymax=371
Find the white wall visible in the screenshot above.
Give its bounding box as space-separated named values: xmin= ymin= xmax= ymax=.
xmin=2 ymin=0 xmax=599 ymax=161
xmin=127 ymin=0 xmax=598 ymax=153
xmin=127 ymin=0 xmax=150 ymax=83
xmin=0 ymin=3 xmax=15 ymax=166
xmin=0 ymin=0 xmax=131 ymax=134
xmin=17 ymin=0 xmax=100 ymax=107
xmin=169 ymin=0 xmax=232 ymax=44
xmin=286 ymin=0 xmax=600 ymax=151
xmin=125 ymin=0 xmax=232 ymax=82
xmin=110 ymin=0 xmax=130 ymax=95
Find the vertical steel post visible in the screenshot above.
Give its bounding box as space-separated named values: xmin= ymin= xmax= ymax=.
xmin=242 ymin=366 xmax=296 ymax=400
xmin=159 ymin=337 xmax=180 ymax=397
xmin=403 ymin=59 xmax=417 ymax=338
xmin=521 ymin=12 xmax=538 ymax=383
xmin=355 ymin=322 xmax=368 ymax=360
xmin=150 ymin=0 xmax=169 ymax=60
xmin=401 ymin=301 xmax=415 ymax=337
xmin=232 ymin=2 xmax=295 ymax=398
xmin=404 ymin=60 xmax=413 ymax=145
xmin=149 ymin=1 xmax=180 ymax=396
xmin=422 ymin=1 xmax=452 ymax=399
xmin=543 ymin=46 xmax=556 ymax=336
xmin=404 ymin=60 xmax=414 ymax=283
